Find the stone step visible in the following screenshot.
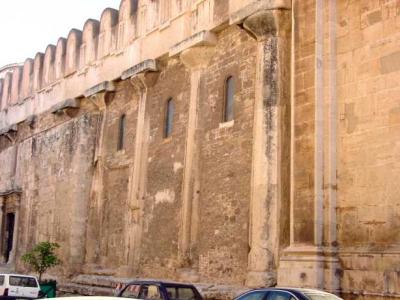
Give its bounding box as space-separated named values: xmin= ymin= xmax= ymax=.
xmin=71 ymin=274 xmax=130 ymax=289
xmin=61 ymin=274 xmax=248 ymax=300
xmin=58 ymin=282 xmax=114 ymax=296
xmin=83 ymin=264 xmax=117 ymax=277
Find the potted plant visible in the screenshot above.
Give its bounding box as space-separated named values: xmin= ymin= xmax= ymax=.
xmin=21 ymin=241 xmax=61 ymax=298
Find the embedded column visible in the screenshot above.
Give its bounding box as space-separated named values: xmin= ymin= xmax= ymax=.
xmin=122 ymin=60 xmax=159 ymax=274
xmin=278 ymin=0 xmax=340 ymax=292
xmin=83 ymin=81 xmax=115 ymax=268
xmin=178 ymin=45 xmax=215 ymax=279
xmin=243 ymin=9 xmax=291 ymax=287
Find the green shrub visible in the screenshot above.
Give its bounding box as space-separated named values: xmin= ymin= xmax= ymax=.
xmin=21 ymin=242 xmax=61 ymax=282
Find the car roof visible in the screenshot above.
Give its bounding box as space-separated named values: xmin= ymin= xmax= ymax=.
xmin=125 ymin=280 xmax=197 ymax=288
xmin=56 ymin=297 xmax=130 ymax=300
xmin=236 ymin=287 xmax=341 ymax=299
xmin=0 ymin=274 xmax=38 ymax=279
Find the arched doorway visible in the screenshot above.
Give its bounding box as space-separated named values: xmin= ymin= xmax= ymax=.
xmin=4 ymin=212 xmax=15 ymax=263
xmin=0 ymin=192 xmax=20 ymax=264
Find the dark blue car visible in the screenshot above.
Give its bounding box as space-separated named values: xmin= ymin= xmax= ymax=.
xmin=235 ymin=288 xmax=343 ymax=300
xmin=116 ymin=280 xmax=203 ymax=300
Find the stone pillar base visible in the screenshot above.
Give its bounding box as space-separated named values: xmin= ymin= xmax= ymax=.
xmin=246 ymin=271 xmax=277 ymax=288
xmin=177 ymin=268 xmax=200 ymax=283
xmin=277 ymin=246 xmax=340 ymax=293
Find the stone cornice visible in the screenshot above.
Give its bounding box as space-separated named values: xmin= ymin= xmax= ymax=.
xmin=84 ymin=81 xmax=115 ymax=98
xmin=121 ymin=59 xmax=158 ymax=80
xmin=0 ymin=0 xmax=286 ymax=133
xmin=230 ymin=0 xmax=292 ymax=25
xmin=169 ymin=31 xmax=217 ymax=57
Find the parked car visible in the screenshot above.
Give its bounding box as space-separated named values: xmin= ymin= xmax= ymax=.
xmin=0 ymin=273 xmax=40 ymax=299
xmin=115 ymin=280 xmax=203 ymax=300
xmin=54 ymin=298 xmax=125 ymax=300
xmin=235 ymin=288 xmax=343 ymax=300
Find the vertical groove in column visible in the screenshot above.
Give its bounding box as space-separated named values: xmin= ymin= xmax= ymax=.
xmin=289 ymin=0 xmax=296 ymax=246
xmin=180 ymin=68 xmax=201 ymax=263
xmin=314 ymin=0 xmax=325 ymax=248
xmin=328 ymin=0 xmax=337 ymax=250
xmin=328 ymin=0 xmax=340 ymax=293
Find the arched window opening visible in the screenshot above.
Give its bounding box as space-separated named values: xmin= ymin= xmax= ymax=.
xmin=224 ymin=76 xmax=235 ymax=122
xmin=117 ymin=114 xmax=126 ymax=150
xmin=165 ymin=98 xmax=174 ymax=138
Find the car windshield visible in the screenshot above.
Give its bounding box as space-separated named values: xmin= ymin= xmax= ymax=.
xmin=165 ymin=286 xmax=198 ymax=300
xmin=302 ymin=291 xmax=343 ymax=300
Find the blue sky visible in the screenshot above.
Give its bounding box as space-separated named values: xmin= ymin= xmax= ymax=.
xmin=0 ymin=0 xmax=121 ymax=67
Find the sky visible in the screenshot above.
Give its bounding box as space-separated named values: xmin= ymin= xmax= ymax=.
xmin=0 ymin=0 xmax=121 ymax=68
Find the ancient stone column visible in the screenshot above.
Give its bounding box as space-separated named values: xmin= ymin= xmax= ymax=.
xmin=124 ymin=65 xmax=159 ymax=274
xmin=84 ymin=81 xmax=115 ymax=268
xmin=277 ymin=0 xmax=340 ymax=292
xmin=243 ymin=9 xmax=291 ymax=287
xmin=178 ymin=46 xmax=215 ymax=279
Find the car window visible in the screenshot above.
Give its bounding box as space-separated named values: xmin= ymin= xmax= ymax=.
xmin=0 ymin=275 xmax=4 ymax=286
xmin=302 ymin=291 xmax=342 ymax=300
xmin=165 ymin=286 xmax=197 ymax=300
xmin=267 ymin=291 xmax=296 ymax=300
xmin=121 ymin=284 xmax=141 ymax=298
xmin=139 ymin=285 xmax=162 ymax=300
xmin=237 ymin=291 xmax=268 ymax=300
xmin=9 ymin=276 xmax=38 ymax=287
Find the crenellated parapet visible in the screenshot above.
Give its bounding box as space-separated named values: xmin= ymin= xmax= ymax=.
xmin=0 ymin=0 xmax=290 ymax=132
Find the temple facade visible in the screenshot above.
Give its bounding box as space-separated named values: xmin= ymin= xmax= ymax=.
xmin=0 ymin=0 xmax=399 ymax=299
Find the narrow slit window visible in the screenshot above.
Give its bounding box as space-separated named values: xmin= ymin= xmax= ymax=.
xmin=165 ymin=98 xmax=174 ymax=138
xmin=224 ymin=76 xmax=235 ymax=122
xmin=117 ymin=114 xmax=126 ymax=150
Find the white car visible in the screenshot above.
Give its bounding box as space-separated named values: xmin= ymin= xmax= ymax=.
xmin=55 ymin=298 xmax=131 ymax=300
xmin=0 ymin=274 xmax=40 ymax=299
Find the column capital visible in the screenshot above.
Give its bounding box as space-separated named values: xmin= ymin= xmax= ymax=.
xmin=84 ymin=81 xmax=115 ymax=111
xmin=180 ymin=46 xmax=216 ymax=70
xmin=243 ymin=9 xmax=291 ymax=41
xmin=129 ymin=72 xmax=159 ymax=94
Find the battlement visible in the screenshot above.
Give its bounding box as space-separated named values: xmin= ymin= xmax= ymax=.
xmin=0 ymin=0 xmax=290 ymax=132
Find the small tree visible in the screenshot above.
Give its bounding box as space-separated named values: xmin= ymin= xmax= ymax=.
xmin=21 ymin=241 xmax=61 ymax=282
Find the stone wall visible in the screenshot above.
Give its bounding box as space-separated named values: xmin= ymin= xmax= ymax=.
xmin=278 ymin=0 xmax=400 ymax=299
xmin=1 ymin=0 xmax=400 ymax=299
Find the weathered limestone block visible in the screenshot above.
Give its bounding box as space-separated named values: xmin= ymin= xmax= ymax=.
xmin=121 ymin=59 xmax=158 ymax=80
xmin=0 ymin=79 xmax=3 ymax=109
xmin=118 ymin=0 xmax=138 ymax=49
xmin=20 ymin=59 xmax=34 ymax=100
xmin=55 ymin=38 xmax=66 ymax=80
xmin=124 ymin=60 xmax=159 ymax=275
xmin=230 ymin=0 xmax=292 ymax=24
xmin=0 ymin=124 xmax=17 ymax=136
xmin=170 ymin=31 xmax=217 ymax=57
xmin=50 ymin=98 xmax=80 ymax=115
xmin=84 ymin=81 xmax=115 ymax=98
xmin=10 ymin=66 xmax=22 ymax=105
xmin=1 ymin=72 xmax=12 ymax=110
xmin=33 ymin=53 xmax=44 ymax=91
xmin=81 ymin=19 xmax=100 ymax=66
xmin=99 ymin=8 xmax=119 ymax=58
xmin=243 ymin=8 xmax=291 ymax=288
xmin=43 ymin=45 xmax=56 ymax=87
xmin=65 ymin=29 xmax=82 ymax=75
xmin=176 ymin=43 xmax=216 ymax=279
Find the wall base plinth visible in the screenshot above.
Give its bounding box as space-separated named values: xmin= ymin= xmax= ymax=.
xmin=177 ymin=268 xmax=200 ymax=283
xmin=278 ymin=246 xmax=340 ymax=293
xmin=246 ymin=271 xmax=277 ymax=288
